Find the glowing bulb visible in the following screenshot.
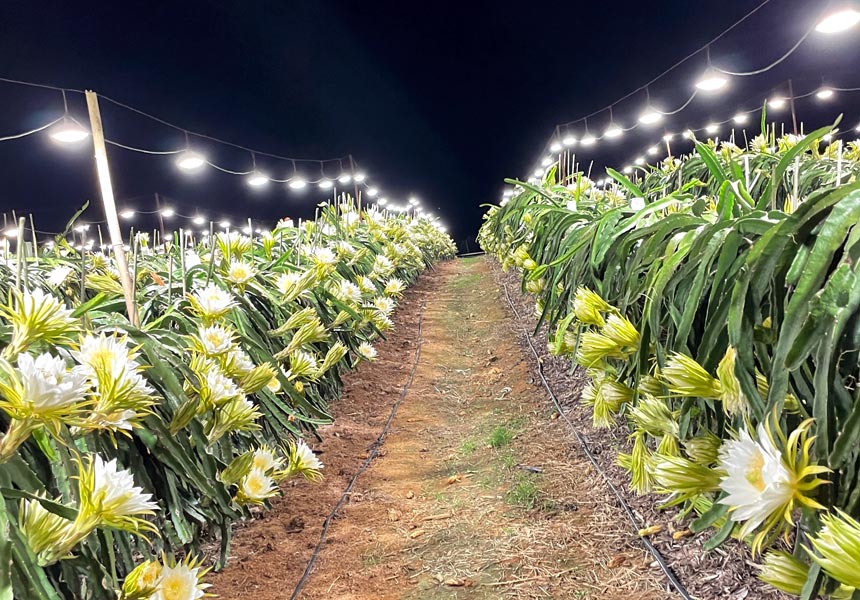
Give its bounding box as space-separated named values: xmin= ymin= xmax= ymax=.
xmin=176 ymin=151 xmax=206 ymax=171
xmin=768 ymin=97 xmax=787 ymax=110
xmin=288 ymin=178 xmax=307 ymax=190
xmin=695 ymin=69 xmax=728 ymax=92
xmin=562 ymin=135 xmax=577 ymax=146
xmin=120 ymin=209 xmax=135 ymax=219
xmin=705 ymin=124 xmax=719 ymax=134
xmin=354 ymin=172 xmax=366 ymax=182
xmin=337 ymin=174 xmax=352 ymax=184
xmin=816 ymin=8 xmax=860 ymax=33
xmin=647 ymin=146 xmax=658 ymax=156
xmin=604 ymin=125 xmax=623 ymax=138
xmin=683 ymin=130 xmax=695 ymax=140
xmin=623 ymin=166 xmax=633 ymax=174
xmin=161 ymin=208 xmax=175 ymax=218
xmin=409 ymin=196 xmax=419 ymax=205
xmin=4 ymin=228 xmax=18 ymax=238
xmin=580 ymin=135 xmax=596 ymax=146
xmin=49 ymin=121 xmax=90 ymax=144
xmin=247 ymin=172 xmax=268 ymax=187
xmin=541 ymin=157 xmax=553 ymax=167
xmin=318 ymin=180 xmax=334 ymax=189
xmin=219 ymin=220 xmax=230 ymax=228
xmin=367 ymin=187 xmax=379 ymax=197
xmin=639 ymin=109 xmax=662 ymax=125
xmin=634 ymin=156 xmax=645 ymax=165
xmin=823 ymin=133 xmax=834 ymax=142
xmin=816 ymin=88 xmax=834 ymax=100
xmin=733 ymin=113 xmax=749 ymax=124
xmin=662 ymin=133 xmax=674 ymax=142
xmin=378 ymin=197 xmax=388 ymax=206
xmin=192 ymin=215 xmax=205 ymax=225
xmin=549 ymin=141 xmax=562 ymax=152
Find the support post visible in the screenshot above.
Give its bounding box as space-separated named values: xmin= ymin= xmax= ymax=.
xmin=85 ymin=90 xmax=139 ymax=326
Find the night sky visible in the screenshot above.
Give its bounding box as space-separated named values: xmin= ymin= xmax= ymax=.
xmin=1 ymin=1 xmax=858 ymax=250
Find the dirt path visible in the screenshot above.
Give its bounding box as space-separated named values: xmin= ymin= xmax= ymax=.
xmin=209 ymin=257 xmax=672 ymax=599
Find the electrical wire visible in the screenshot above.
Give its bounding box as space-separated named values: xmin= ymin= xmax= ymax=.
xmin=712 ymin=17 xmax=820 ymax=76
xmin=0 ymin=117 xmax=63 ymax=142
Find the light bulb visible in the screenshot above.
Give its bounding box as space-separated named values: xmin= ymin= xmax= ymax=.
xmin=161 ymin=208 xmax=175 ymax=218
xmin=354 ymin=172 xmax=366 ymax=182
xmin=647 ymin=146 xmax=658 ymax=156
xmin=541 ymin=157 xmax=553 ymax=167
xmin=622 ymin=166 xmax=633 ymax=174
xmin=662 ymin=133 xmax=674 ymax=142
xmin=378 ymin=197 xmax=388 ymax=206
xmin=639 ymin=109 xmax=662 ymax=125
xmin=176 ymin=151 xmax=206 ymax=171
xmin=247 ymin=172 xmax=268 ymax=187
xmin=695 ymin=68 xmax=728 ymax=92
xmin=768 ymin=97 xmax=787 ymax=110
xmin=733 ymin=113 xmax=749 ymax=124
xmin=705 ymin=124 xmax=719 ymax=135
xmin=816 ymin=88 xmax=834 ymax=100
xmin=683 ymin=130 xmax=695 ymax=140
xmin=120 ymin=209 xmax=135 ymax=219
xmin=49 ymin=121 xmax=90 ymax=144
xmin=219 ymin=220 xmax=230 ymax=228
xmin=318 ymin=180 xmax=334 ymax=189
xmin=288 ymin=178 xmax=307 ymax=190
xmin=337 ymin=174 xmax=352 ymax=184
xmin=4 ymin=228 xmax=18 ymax=238
xmin=367 ymin=187 xmax=379 ymax=197
xmin=816 ymin=8 xmax=860 ymax=33
xmin=562 ymin=135 xmax=577 ymax=146
xmin=634 ymin=156 xmax=645 ymax=165
xmin=580 ymin=135 xmax=596 ymax=146
xmin=549 ymin=141 xmax=562 ymax=152
xmin=192 ymin=215 xmax=205 ymax=225
xmin=604 ymin=125 xmax=623 ymax=138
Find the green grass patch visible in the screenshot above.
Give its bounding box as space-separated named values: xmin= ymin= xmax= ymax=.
xmin=488 ymin=426 xmax=514 ymax=448
xmin=506 ymin=474 xmax=539 ymax=508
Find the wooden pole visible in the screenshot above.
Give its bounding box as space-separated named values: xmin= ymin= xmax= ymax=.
xmin=85 ymin=90 xmax=139 ymax=326
xmin=788 ymin=79 xmax=798 ymax=136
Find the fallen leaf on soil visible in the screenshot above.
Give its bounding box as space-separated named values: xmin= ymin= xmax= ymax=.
xmin=445 ymin=474 xmax=462 ymax=485
xmin=422 ymin=512 xmax=453 ymax=521
xmin=672 ymin=529 xmax=692 ymax=540
xmin=405 ymin=490 xmax=414 ymax=499
xmin=387 ymin=509 xmax=402 ymax=522
xmin=608 ymin=555 xmax=626 ymax=568
xmin=444 ymin=579 xmax=474 ymax=587
xmin=409 ymin=529 xmax=425 ymax=539
xmin=550 ymin=412 xmax=560 ymax=420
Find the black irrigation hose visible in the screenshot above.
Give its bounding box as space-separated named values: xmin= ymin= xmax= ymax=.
xmin=500 ymin=279 xmax=694 ymax=600
xmin=289 ymin=299 xmax=427 ymax=600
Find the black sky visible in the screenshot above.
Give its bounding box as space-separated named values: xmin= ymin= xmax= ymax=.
xmin=1 ymin=1 xmax=858 ymax=249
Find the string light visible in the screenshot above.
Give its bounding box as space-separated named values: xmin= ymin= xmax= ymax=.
xmin=160 ymin=207 xmax=175 ymax=218
xmin=219 ymin=219 xmax=231 ymax=228
xmin=733 ymin=113 xmax=749 ymax=124
xmin=639 ymin=108 xmax=663 ymax=125
xmin=815 ymin=7 xmax=860 ymax=33
xmin=192 ymin=215 xmax=206 ymax=225
xmin=662 ymin=133 xmax=674 ymax=142
xmin=695 ymin=68 xmax=729 ymax=92
xmin=623 ymin=166 xmax=633 ymax=174
xmin=287 ymin=177 xmax=307 ymax=190
xmin=366 ymin=187 xmax=379 ymax=197
xmin=176 ymin=151 xmax=206 ymax=171
xmin=816 ymin=87 xmax=834 ymax=100
xmin=705 ymin=123 xmax=719 ymax=134
xmin=318 ymin=179 xmax=333 ymax=190
xmin=580 ymin=135 xmax=596 ymax=146
xmin=246 ymin=172 xmax=268 ymax=187
xmin=768 ymin=96 xmax=787 ymax=110
xmin=533 ymin=168 xmax=543 ymax=177
xmin=562 ymin=135 xmax=577 ymax=146
xmin=337 ymin=173 xmax=352 ymax=184
xmin=49 ymin=121 xmax=90 ymax=144
xmin=378 ymin=197 xmax=388 ymax=206
xmin=354 ymin=172 xmax=366 ymax=182
xmin=634 ymin=156 xmax=645 ymax=165
xmin=550 ymin=141 xmax=562 ymax=152
xmin=647 ymin=145 xmax=658 ymax=156
xmin=604 ymin=124 xmax=623 ymax=138
xmin=119 ymin=209 xmax=135 ymax=219
xmin=541 ymin=157 xmax=553 ymax=167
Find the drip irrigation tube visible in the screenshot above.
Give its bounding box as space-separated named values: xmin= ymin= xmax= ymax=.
xmin=500 ymin=278 xmax=693 ymax=600
xmin=289 ymin=299 xmax=426 ymax=600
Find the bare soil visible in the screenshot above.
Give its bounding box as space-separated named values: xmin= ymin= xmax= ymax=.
xmin=207 ymin=257 xmax=679 ymax=599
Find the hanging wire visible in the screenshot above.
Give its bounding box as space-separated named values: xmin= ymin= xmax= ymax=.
xmin=712 ymin=17 xmax=821 ymax=76
xmin=0 ymin=117 xmax=64 ymax=142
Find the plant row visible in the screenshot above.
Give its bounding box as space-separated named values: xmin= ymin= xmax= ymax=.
xmin=479 ymin=124 xmax=860 ymax=599
xmin=0 ymin=200 xmax=455 ymax=599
